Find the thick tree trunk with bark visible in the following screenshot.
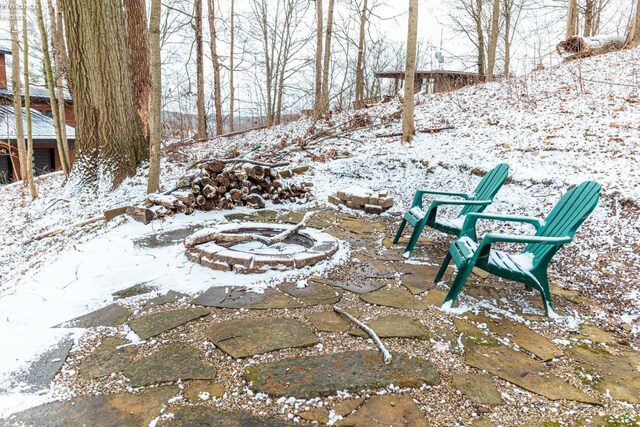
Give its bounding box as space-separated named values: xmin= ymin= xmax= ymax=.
xmin=9 ymin=0 xmax=27 ymax=182
xmin=313 ymin=0 xmax=323 ymax=116
xmin=47 ymin=0 xmax=71 ymax=165
xmin=124 ymin=0 xmax=151 ymax=140
xmin=566 ymin=0 xmax=578 ymax=39
xmin=486 ymin=0 xmax=500 ymax=81
xmin=36 ymin=0 xmax=70 ymax=175
xmin=402 ymin=0 xmax=418 ymax=143
xmin=354 ymin=0 xmax=367 ymax=109
xmin=195 ymin=0 xmax=207 ymax=139
xmin=22 ymin=0 xmax=37 ymax=198
xmin=207 ymin=0 xmax=223 ymax=135
xmin=147 ymin=0 xmax=162 ymax=193
xmin=229 ymin=0 xmax=235 ymax=132
xmin=321 ymin=0 xmax=334 ymax=115
xmin=61 ymin=0 xmax=148 ymax=188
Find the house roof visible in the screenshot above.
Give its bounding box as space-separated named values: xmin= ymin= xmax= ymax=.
xmin=0 ymin=105 xmax=75 ymax=141
xmin=0 ymin=82 xmax=73 ymax=103
xmin=0 ymin=47 xmax=11 ymax=55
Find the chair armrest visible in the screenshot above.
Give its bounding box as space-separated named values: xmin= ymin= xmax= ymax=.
xmin=480 ymin=233 xmax=572 ymax=246
xmin=431 ymin=199 xmax=492 ymax=207
xmin=461 ymin=212 xmax=544 ymax=238
xmin=412 ymin=189 xmax=469 ymax=208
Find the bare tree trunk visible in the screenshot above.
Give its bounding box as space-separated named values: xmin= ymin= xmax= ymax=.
xmin=486 ymin=0 xmax=500 ymax=81
xmin=503 ymin=0 xmax=511 ymax=77
xmin=195 ymin=0 xmax=207 ymax=139
xmin=321 ymin=0 xmax=334 ymax=114
xmin=627 ymin=0 xmax=640 ymax=47
xmin=22 ymin=0 xmax=37 ymax=198
xmin=61 ymin=0 xmax=148 ymax=188
xmin=354 ymin=0 xmax=367 ymax=109
xmin=124 ymin=0 xmax=151 ymax=140
xmin=566 ymin=0 xmax=578 ymax=39
xmin=36 ymin=0 xmax=70 ymax=175
xmin=54 ymin=0 xmax=72 ymax=93
xmin=47 ymin=0 xmax=71 ymax=165
xmin=313 ymin=0 xmax=323 ymax=116
xmin=9 ymin=0 xmax=27 ymax=182
xmin=402 ymin=0 xmax=418 ymax=143
xmin=147 ymin=0 xmax=161 ymax=193
xmin=229 ymin=0 xmax=235 ymax=132
xmin=475 ymin=0 xmax=486 ymax=75
xmin=583 ymin=0 xmax=594 ymax=36
xmin=207 ymin=0 xmax=223 ymax=135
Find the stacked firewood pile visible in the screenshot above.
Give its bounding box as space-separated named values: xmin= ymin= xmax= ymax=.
xmin=146 ymin=160 xmax=313 ymax=216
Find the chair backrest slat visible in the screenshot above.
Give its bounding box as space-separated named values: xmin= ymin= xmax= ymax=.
xmin=525 ymin=181 xmax=601 ymax=264
xmin=459 ymin=163 xmax=509 ymax=217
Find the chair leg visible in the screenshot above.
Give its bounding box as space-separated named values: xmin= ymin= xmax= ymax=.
xmin=403 ymin=220 xmax=425 ymax=259
xmin=393 ymin=219 xmax=407 ymax=244
xmin=537 ymin=275 xmax=554 ymax=316
xmin=441 ymin=263 xmax=474 ymax=309
xmin=434 ymin=252 xmax=452 ymax=283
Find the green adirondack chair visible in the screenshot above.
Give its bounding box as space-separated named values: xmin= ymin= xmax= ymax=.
xmin=393 ymin=164 xmax=509 ymax=259
xmin=434 ymin=181 xmax=601 ymax=315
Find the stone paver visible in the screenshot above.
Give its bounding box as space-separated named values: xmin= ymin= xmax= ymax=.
xmin=156 ymin=405 xmax=296 ymax=427
xmin=422 ymin=288 xmax=450 ymax=307
xmin=183 ymin=380 xmax=225 ymax=402
xmin=194 ymin=286 xmax=304 ymax=309
xmin=336 ymin=395 xmax=429 ymax=427
xmin=464 ymin=340 xmax=600 ymax=404
xmin=128 ymin=307 xmax=210 ymax=340
xmin=333 ymin=397 xmax=366 ymax=416
xmin=112 ymin=283 xmax=158 ymax=299
xmin=351 ymin=254 xmax=397 ymax=279
xmin=298 ymin=407 xmax=329 ymax=424
xmin=6 ymin=386 xmax=178 ymax=427
xmin=361 ymin=287 xmax=429 ymax=310
xmin=305 ymin=309 xmax=360 ymax=332
xmin=245 ymin=350 xmax=440 ymax=399
xmin=208 ymin=317 xmax=318 ymax=358
xmin=398 ymin=263 xmax=440 ymax=294
xmin=13 ymin=335 xmax=73 ymax=391
xmin=124 ymin=343 xmax=216 ymax=387
xmin=320 ymin=276 xmax=388 ymax=294
xmin=568 ymin=345 xmax=640 ymax=404
xmin=350 ymin=314 xmax=432 ymax=340
xmin=278 ymin=281 xmax=342 ymax=305
xmin=57 ymin=303 xmax=132 ymax=328
xmin=466 ymin=313 xmax=563 ymax=361
xmin=134 ymin=226 xmax=199 ymax=248
xmin=571 ymin=324 xmax=619 ymax=345
xmin=452 ymin=373 xmax=503 ymax=406
xmin=79 ymin=337 xmax=138 ymax=379
xmin=144 ymin=290 xmax=189 ymax=308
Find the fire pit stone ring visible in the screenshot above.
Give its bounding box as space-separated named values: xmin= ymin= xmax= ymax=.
xmin=184 ymin=222 xmax=340 ymax=273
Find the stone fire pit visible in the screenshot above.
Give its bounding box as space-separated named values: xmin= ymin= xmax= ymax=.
xmin=184 ymin=222 xmax=339 ymax=273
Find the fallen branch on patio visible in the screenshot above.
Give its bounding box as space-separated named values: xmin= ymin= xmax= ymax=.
xmin=333 ymin=305 xmax=392 ymax=364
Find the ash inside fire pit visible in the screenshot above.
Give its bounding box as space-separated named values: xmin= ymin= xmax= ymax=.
xmin=184 ymin=217 xmax=340 ymax=273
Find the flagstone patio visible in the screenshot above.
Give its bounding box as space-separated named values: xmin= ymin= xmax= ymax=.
xmin=3 ymin=209 xmax=638 ymax=426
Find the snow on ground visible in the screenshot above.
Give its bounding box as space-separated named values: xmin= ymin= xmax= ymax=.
xmin=0 ymin=47 xmax=639 ymax=414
